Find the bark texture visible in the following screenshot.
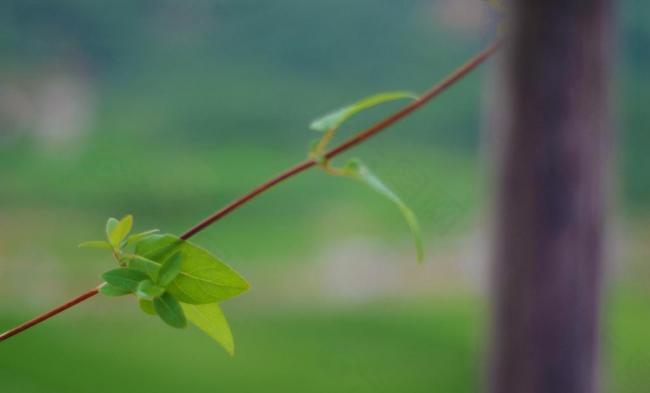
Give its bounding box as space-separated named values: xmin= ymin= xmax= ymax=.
xmin=490 ymin=1 xmax=613 ymax=393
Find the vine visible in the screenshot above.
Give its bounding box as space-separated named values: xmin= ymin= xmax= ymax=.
xmin=0 ymin=40 xmax=503 ymax=354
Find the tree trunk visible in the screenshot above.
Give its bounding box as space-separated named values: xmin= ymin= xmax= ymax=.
xmin=489 ymin=1 xmax=613 ymax=393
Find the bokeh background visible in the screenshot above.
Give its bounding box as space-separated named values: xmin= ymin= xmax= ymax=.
xmin=0 ymin=1 xmax=648 ymax=392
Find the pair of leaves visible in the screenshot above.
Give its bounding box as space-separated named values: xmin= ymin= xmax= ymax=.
xmin=79 ymin=215 xmax=159 ymax=252
xmin=106 ymin=216 xmax=132 ymax=248
xmin=310 ymin=92 xmax=424 ymax=262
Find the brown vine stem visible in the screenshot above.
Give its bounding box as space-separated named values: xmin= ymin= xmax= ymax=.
xmin=0 ymin=286 xmax=101 ymax=342
xmin=0 ymin=39 xmax=503 ymax=343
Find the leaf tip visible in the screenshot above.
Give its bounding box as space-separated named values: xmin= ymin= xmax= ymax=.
xmin=225 ymin=342 xmax=235 ymax=356
xmin=241 ymin=279 xmax=252 ymax=293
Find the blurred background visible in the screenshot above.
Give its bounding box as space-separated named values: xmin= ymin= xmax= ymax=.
xmin=0 ymin=1 xmax=648 ymax=392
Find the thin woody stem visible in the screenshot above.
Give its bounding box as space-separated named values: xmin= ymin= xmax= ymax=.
xmin=0 ymin=286 xmax=101 ymax=342
xmin=0 ymin=39 xmax=503 ymax=343
xmin=180 ymin=39 xmax=503 ymax=240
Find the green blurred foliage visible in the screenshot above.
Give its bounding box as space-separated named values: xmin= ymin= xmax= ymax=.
xmin=0 ymin=0 xmax=647 ymax=206
xmin=0 ymin=1 xmax=648 ymax=392
xmin=1 ymin=300 xmax=484 ymax=393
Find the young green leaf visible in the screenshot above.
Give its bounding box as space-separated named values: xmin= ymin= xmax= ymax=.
xmin=78 ymin=240 xmax=113 ymax=250
xmin=107 ymin=214 xmax=133 ymax=248
xmin=125 ymin=229 xmax=160 ymax=247
xmin=139 ymin=299 xmax=157 ymax=316
xmin=98 ymin=283 xmax=132 ymax=297
xmin=158 ymin=251 xmax=182 ymax=287
xmin=136 ymin=280 xmax=165 ymax=299
xmin=182 ymin=302 xmax=234 ymax=356
xmin=310 ymin=91 xmax=417 ymax=133
xmin=102 ymin=267 xmax=148 ymax=292
xmin=344 ymin=159 xmax=423 ymax=262
xmin=124 ymin=254 xmax=161 ymax=281
xmin=105 ymin=217 xmax=119 ymax=243
xmin=136 ymin=234 xmax=250 ymax=304
xmin=154 ymin=293 xmax=187 ymax=328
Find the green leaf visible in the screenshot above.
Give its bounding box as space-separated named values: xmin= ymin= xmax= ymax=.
xmin=344 ymin=159 xmax=423 ymax=262
xmin=182 ymin=303 xmax=235 ymax=356
xmin=135 ymin=234 xmax=250 ymax=304
xmin=125 ymin=229 xmax=160 ymax=247
xmin=310 ymin=91 xmax=417 ymax=132
xmin=154 ymin=292 xmax=187 ymax=328
xmin=124 ymin=254 xmax=161 ymax=281
xmin=98 ymin=282 xmax=131 ymax=297
xmin=78 ymin=240 xmax=113 ymax=250
xmin=158 ymin=251 xmax=182 ymax=287
xmin=105 ymin=217 xmax=119 ymax=244
xmin=139 ymin=299 xmax=157 ymax=316
xmin=136 ymin=279 xmax=165 ymax=299
xmin=107 ymin=214 xmax=133 ymax=248
xmin=102 ymin=267 xmax=148 ymax=292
